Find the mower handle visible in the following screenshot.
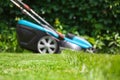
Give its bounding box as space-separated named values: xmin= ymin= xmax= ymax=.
xmin=10 ymin=0 xmax=65 ymax=40
xmin=14 ymin=0 xmax=31 ymax=11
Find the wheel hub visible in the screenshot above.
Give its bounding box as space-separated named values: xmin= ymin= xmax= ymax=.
xmin=37 ymin=36 xmax=58 ymax=53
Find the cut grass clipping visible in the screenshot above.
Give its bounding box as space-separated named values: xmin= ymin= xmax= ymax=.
xmin=0 ymin=50 xmax=120 ymax=80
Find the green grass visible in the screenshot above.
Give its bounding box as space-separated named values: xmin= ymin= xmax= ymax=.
xmin=0 ymin=50 xmax=120 ymax=80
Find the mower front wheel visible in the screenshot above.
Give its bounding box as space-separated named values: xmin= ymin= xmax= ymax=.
xmin=37 ymin=36 xmax=59 ymax=54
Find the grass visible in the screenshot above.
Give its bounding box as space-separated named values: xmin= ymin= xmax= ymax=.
xmin=0 ymin=50 xmax=120 ymax=80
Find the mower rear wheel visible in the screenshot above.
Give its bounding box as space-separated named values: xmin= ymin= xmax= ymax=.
xmin=37 ymin=36 xmax=59 ymax=54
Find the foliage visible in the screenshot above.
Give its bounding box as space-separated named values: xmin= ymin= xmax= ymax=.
xmin=0 ymin=22 xmax=23 ymax=52
xmin=0 ymin=0 xmax=120 ymax=35
xmin=94 ymin=32 xmax=120 ymax=54
xmin=0 ymin=52 xmax=120 ymax=80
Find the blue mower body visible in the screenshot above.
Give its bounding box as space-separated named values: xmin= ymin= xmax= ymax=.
xmin=17 ymin=20 xmax=93 ymax=53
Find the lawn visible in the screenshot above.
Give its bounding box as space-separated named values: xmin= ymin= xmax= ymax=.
xmin=0 ymin=50 xmax=120 ymax=80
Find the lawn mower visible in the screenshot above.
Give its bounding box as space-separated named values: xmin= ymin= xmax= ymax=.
xmin=10 ymin=0 xmax=95 ymax=53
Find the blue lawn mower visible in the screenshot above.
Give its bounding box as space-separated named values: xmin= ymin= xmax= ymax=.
xmin=10 ymin=0 xmax=95 ymax=53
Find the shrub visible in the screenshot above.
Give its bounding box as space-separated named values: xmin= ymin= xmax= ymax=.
xmin=0 ymin=22 xmax=23 ymax=52
xmin=94 ymin=32 xmax=120 ymax=54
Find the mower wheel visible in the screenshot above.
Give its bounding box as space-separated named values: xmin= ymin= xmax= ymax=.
xmin=37 ymin=36 xmax=59 ymax=54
